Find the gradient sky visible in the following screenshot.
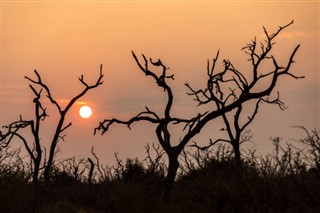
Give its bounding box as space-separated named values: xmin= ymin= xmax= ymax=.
xmin=1 ymin=1 xmax=319 ymax=164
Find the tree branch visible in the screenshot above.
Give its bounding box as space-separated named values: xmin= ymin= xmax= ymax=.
xmin=189 ymin=138 xmax=230 ymax=151
xmin=95 ymin=108 xmax=160 ymax=135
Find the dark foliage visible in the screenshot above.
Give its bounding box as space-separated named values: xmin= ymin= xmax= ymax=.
xmin=1 ymin=129 xmax=320 ymax=212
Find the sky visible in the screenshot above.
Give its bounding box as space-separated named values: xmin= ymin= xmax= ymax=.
xmin=1 ymin=0 xmax=319 ymax=165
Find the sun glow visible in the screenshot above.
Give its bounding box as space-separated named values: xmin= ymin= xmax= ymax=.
xmin=79 ymin=106 xmax=92 ymax=119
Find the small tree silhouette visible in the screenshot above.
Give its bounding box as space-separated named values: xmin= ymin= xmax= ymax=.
xmin=191 ymin=95 xmax=289 ymax=166
xmin=295 ymin=126 xmax=320 ymax=169
xmin=95 ymin=21 xmax=302 ymax=202
xmin=0 ymin=66 xmax=104 ymax=185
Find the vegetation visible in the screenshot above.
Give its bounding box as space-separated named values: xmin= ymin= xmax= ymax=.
xmin=0 ymin=21 xmax=317 ymax=212
xmin=0 ymin=129 xmax=319 ymax=212
xmin=0 ymin=67 xmax=103 ymax=185
xmin=95 ymin=20 xmax=303 ymax=201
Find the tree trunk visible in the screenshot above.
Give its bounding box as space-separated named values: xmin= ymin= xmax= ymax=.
xmin=32 ymin=156 xmax=41 ymax=213
xmin=88 ymin=158 xmax=95 ymax=188
xmin=233 ymin=141 xmax=241 ymax=167
xmin=44 ymin=141 xmax=57 ymax=184
xmin=44 ymin=116 xmax=65 ymax=184
xmin=33 ymin=158 xmax=41 ymax=186
xmin=162 ymin=153 xmax=180 ymax=204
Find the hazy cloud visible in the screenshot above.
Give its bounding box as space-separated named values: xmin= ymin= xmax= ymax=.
xmin=55 ymin=99 xmax=89 ymax=106
xmin=277 ymin=30 xmax=307 ymax=39
xmin=76 ymin=101 xmax=88 ymax=105
xmin=257 ymin=30 xmax=307 ymax=41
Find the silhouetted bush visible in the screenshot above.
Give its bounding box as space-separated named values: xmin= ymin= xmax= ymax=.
xmin=1 ymin=129 xmax=320 ymax=212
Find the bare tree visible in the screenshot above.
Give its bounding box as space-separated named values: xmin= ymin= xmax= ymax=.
xmin=54 ymin=156 xmax=90 ymax=183
xmin=192 ymin=94 xmax=287 ymax=166
xmin=90 ymin=146 xmax=114 ymax=182
xmin=295 ymin=126 xmax=320 ymax=169
xmin=0 ymin=65 xmax=104 ymax=185
xmin=87 ymin=157 xmax=95 ymax=187
xmin=143 ymin=143 xmax=166 ymax=175
xmin=95 ymin=21 xmax=302 ymax=202
xmin=187 ymin=20 xmax=303 ymax=166
xmin=0 ymin=145 xmax=25 ymax=177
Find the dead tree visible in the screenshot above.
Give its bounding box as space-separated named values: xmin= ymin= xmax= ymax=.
xmin=87 ymin=158 xmax=95 ymax=187
xmin=0 ymin=65 xmax=104 ymax=185
xmin=187 ymin=20 xmax=303 ymax=166
xmin=219 ymin=102 xmax=260 ymax=166
xmin=0 ymin=96 xmax=47 ymax=186
xmin=191 ymin=95 xmax=287 ymax=166
xmin=295 ymin=126 xmax=320 ymax=168
xmin=95 ymin=21 xmax=302 ymax=202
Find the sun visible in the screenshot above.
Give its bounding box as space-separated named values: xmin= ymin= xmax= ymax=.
xmin=79 ymin=106 xmax=92 ymax=119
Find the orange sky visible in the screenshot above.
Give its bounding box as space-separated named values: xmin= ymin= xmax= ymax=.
xmin=1 ymin=1 xmax=319 ymax=163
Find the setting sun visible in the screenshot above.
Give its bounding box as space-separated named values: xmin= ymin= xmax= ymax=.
xmin=79 ymin=106 xmax=92 ymax=119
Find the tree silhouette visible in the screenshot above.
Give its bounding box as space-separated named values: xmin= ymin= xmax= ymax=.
xmin=191 ymin=94 xmax=289 ymax=166
xmin=188 ymin=20 xmax=304 ymax=166
xmin=95 ymin=21 xmax=302 ymax=202
xmin=295 ymin=126 xmax=320 ymax=169
xmin=0 ymin=66 xmax=104 ymax=185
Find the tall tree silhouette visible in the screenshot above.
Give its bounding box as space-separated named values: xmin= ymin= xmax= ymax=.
xmin=95 ymin=21 xmax=302 ymax=202
xmin=187 ymin=20 xmax=304 ymax=166
xmin=0 ymin=66 xmax=104 ymax=185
